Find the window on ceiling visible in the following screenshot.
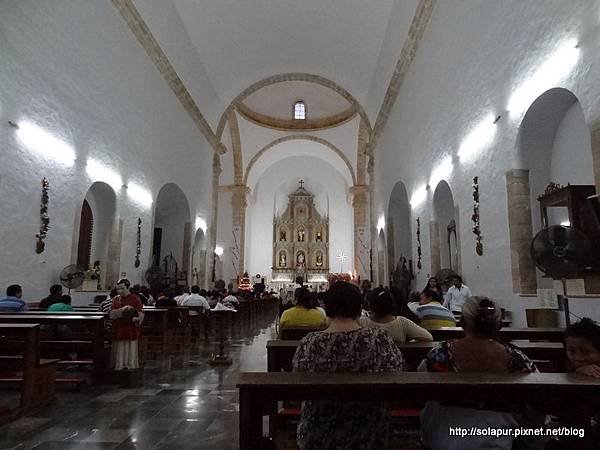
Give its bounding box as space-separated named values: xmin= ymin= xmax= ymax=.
xmin=293 ymin=101 xmax=306 ymax=120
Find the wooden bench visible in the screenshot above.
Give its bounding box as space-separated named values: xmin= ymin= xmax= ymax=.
xmin=0 ymin=324 xmax=58 ymax=423
xmin=0 ymin=314 xmax=106 ymax=382
xmin=429 ymin=326 xmax=565 ymax=342
xmin=266 ymin=339 xmax=568 ymax=373
xmin=278 ymin=326 xmax=326 ymax=340
xmin=237 ymin=371 xmax=600 ymax=450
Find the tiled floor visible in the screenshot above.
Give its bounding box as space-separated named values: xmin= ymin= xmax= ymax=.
xmin=0 ymin=311 xmax=278 ymax=450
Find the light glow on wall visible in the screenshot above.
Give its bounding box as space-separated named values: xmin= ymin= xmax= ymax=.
xmin=195 ymin=217 xmax=207 ymax=233
xmin=85 ymin=158 xmax=122 ymax=191
xmin=127 ymin=182 xmax=153 ymax=207
xmin=457 ymin=114 xmax=497 ymax=163
xmin=16 ymin=120 xmax=76 ymax=167
xmin=214 ymin=246 xmax=224 ymax=256
xmin=560 ymin=220 xmax=571 ymax=226
xmin=410 ymin=184 xmax=427 ymax=209
xmin=377 ymin=215 xmax=386 ymax=231
xmin=507 ymin=39 xmax=580 ymax=119
xmin=429 ymin=155 xmax=454 ymax=187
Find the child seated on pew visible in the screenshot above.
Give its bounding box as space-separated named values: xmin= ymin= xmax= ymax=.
xmin=548 ymin=318 xmax=600 ymax=449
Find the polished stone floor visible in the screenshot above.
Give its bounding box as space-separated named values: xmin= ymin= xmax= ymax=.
xmin=0 ymin=312 xmax=279 ymax=450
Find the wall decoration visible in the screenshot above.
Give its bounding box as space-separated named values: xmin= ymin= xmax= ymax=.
xmin=134 ymin=217 xmax=142 ymax=267
xmin=472 ymin=176 xmax=483 ymax=255
xmin=416 ymin=217 xmax=422 ymax=270
xmin=35 ymin=177 xmax=50 ymax=254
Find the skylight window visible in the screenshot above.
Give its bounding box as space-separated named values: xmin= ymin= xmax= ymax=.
xmin=293 ymin=101 xmax=306 ymax=120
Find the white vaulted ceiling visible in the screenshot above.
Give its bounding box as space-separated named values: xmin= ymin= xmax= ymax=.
xmin=164 ymin=0 xmax=415 ymax=122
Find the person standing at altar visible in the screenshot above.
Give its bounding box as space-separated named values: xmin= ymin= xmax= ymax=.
xmin=109 ymin=279 xmax=144 ymax=370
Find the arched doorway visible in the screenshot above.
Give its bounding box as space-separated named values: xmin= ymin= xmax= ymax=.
xmin=153 ymin=183 xmax=192 ymax=284
xmin=511 ymin=88 xmax=594 ymax=292
xmin=387 ymin=181 xmax=412 ymax=274
xmin=433 ymin=180 xmax=460 ymax=273
xmin=76 ymin=182 xmax=117 ymax=289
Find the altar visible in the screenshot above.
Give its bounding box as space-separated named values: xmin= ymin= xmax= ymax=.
xmin=272 ymin=181 xmax=329 ymax=284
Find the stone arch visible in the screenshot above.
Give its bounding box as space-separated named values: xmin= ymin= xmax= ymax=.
xmin=508 ymin=88 xmax=594 ymax=293
xmin=387 ymin=181 xmax=412 ymax=277
xmin=152 ymin=183 xmax=192 ymax=280
xmin=432 ymin=180 xmax=461 ymax=274
xmin=217 ymin=73 xmax=372 ymax=139
xmin=72 ymin=181 xmax=118 ymax=289
xmin=244 ymin=135 xmax=357 ymax=187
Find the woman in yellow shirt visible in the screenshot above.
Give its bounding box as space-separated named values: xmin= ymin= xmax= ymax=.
xmin=280 ymin=287 xmax=326 ymax=327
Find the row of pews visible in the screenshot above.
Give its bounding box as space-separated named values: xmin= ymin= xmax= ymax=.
xmin=0 ymin=295 xmax=279 ymax=423
xmin=237 ymin=325 xmax=600 ymax=450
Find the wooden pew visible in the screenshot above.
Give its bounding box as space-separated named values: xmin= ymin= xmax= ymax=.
xmin=0 ymin=324 xmax=58 ymax=422
xmin=237 ymin=371 xmax=600 ymax=450
xmin=429 ymin=327 xmax=565 ymax=342
xmin=278 ymin=326 xmax=326 ymax=340
xmin=0 ymin=314 xmax=106 ymax=382
xmin=266 ymin=339 xmax=568 ymax=373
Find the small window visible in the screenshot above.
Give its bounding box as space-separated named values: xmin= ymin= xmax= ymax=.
xmin=293 ymin=101 xmax=306 ymax=120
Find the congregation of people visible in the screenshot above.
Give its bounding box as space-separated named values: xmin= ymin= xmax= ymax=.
xmin=275 ymin=275 xmax=600 ymax=449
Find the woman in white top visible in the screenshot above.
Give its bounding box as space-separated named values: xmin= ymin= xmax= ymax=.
xmin=359 ymin=288 xmax=432 ymax=344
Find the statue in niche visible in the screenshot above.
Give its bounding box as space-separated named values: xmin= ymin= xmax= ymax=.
xmin=316 ymin=231 xmax=322 ymax=242
xmin=279 ymin=230 xmax=286 ymax=241
xmin=297 ymin=251 xmax=305 ymax=266
xmin=316 ymin=252 xmax=323 ymax=267
xmin=192 ymin=267 xmax=199 ymax=286
xmin=279 ymin=251 xmax=286 ymax=267
xmin=298 ymin=229 xmax=305 ymax=242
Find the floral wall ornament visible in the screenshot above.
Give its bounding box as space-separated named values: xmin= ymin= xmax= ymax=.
xmin=472 ymin=176 xmax=483 ymax=255
xmin=134 ymin=217 xmax=142 ymax=268
xmin=35 ymin=177 xmax=50 ymax=253
xmin=416 ymin=217 xmax=422 ymax=270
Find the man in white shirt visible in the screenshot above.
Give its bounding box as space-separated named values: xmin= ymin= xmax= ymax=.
xmin=443 ymin=276 xmax=472 ymax=314
xmin=181 ymin=285 xmax=210 ymax=315
xmin=174 ymin=287 xmax=190 ymax=306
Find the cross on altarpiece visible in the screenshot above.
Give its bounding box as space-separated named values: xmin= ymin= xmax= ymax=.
xmin=299 ymin=179 xmax=304 ymax=189
xmin=336 ymin=252 xmax=348 ymax=272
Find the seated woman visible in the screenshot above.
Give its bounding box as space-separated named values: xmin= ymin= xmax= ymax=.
xmin=280 ymin=287 xmax=326 ymax=328
xmin=359 ymin=288 xmax=432 ymax=344
xmin=292 ymin=281 xmax=404 ymax=450
xmin=415 ymin=289 xmax=456 ymax=330
xmin=418 ymin=296 xmax=537 ymax=450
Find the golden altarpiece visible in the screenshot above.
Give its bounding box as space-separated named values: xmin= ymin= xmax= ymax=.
xmin=272 ymin=181 xmax=329 ymax=283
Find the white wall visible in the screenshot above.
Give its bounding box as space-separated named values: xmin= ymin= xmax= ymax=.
xmin=0 ymin=0 xmax=213 ymax=300
xmin=375 ymin=0 xmax=600 ymax=324
xmin=246 ymin=155 xmax=352 ymax=279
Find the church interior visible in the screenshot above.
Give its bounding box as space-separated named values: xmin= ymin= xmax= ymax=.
xmin=1 ymin=0 xmax=600 ymax=449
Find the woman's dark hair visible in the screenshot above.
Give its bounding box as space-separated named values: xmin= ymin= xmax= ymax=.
xmin=61 ymin=294 xmax=72 ymax=305
xmin=109 ymin=288 xmax=118 ymax=299
xmin=424 ymin=277 xmax=441 ymax=291
xmin=295 ymin=287 xmax=314 ymax=309
xmin=565 ymin=318 xmax=600 ymax=351
xmin=324 ymin=281 xmax=362 ymax=319
xmin=369 ymin=287 xmax=394 ymax=315
xmin=460 ymin=296 xmax=501 ymax=338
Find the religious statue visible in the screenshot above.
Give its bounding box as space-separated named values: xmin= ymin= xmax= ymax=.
xmin=316 ymin=231 xmax=322 ymax=242
xmin=279 ymin=230 xmax=286 ymax=241
xmin=191 ymin=267 xmax=199 ymax=286
xmin=297 ymin=251 xmax=305 ymax=266
xmin=298 ymin=229 xmax=305 ymax=242
xmin=391 ymin=256 xmax=412 ymax=304
xmin=87 ymin=260 xmax=102 ymax=290
xmin=316 ymin=252 xmax=323 ymax=267
xmin=279 ymin=251 xmax=286 ymax=267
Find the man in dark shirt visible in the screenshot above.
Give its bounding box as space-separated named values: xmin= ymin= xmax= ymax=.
xmin=39 ymin=284 xmax=63 ymax=310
